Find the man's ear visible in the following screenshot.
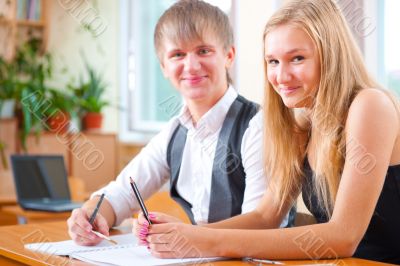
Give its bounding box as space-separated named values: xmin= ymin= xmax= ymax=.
xmin=159 ymin=61 xmax=168 ymax=78
xmin=225 ymin=46 xmax=235 ymax=69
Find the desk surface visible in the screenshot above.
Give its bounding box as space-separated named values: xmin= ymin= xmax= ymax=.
xmin=1 ymin=206 xmax=72 ymax=224
xmin=0 ymin=196 xmax=15 ymax=207
xmin=0 ymin=222 xmax=392 ymax=266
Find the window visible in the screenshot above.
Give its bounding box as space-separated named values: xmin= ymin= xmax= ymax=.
xmin=120 ymin=0 xmax=232 ymax=142
xmin=382 ymin=0 xmax=400 ymax=94
xmin=120 ymin=0 xmax=178 ymax=142
xmin=362 ymin=0 xmax=400 ymax=94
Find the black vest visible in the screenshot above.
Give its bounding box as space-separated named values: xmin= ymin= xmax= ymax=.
xmin=167 ymin=95 xmax=259 ymax=224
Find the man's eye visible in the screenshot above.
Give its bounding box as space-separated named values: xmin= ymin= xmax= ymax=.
xmin=172 ymin=52 xmax=184 ymax=58
xmin=199 ymin=49 xmax=210 ymax=55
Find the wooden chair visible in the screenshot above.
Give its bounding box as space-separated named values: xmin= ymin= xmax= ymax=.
xmin=294 ymin=212 xmax=316 ymax=226
xmin=68 ymin=176 xmax=88 ymax=202
xmin=294 ymin=194 xmax=316 ymax=226
xmin=144 ymin=191 xmax=190 ymax=224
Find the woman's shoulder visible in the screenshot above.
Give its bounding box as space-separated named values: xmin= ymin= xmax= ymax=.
xmin=347 ymin=88 xmax=400 ymax=129
xmin=350 ymin=88 xmax=399 ymax=116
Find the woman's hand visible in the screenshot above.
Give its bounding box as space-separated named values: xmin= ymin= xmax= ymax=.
xmin=133 ymin=212 xmax=183 ymax=246
xmin=146 ymin=223 xmax=218 ymax=259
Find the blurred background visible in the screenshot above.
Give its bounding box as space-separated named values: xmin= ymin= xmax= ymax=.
xmin=0 ymin=0 xmax=399 ymax=225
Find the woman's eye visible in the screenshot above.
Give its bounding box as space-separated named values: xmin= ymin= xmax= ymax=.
xmin=268 ymin=59 xmax=279 ymax=65
xmin=293 ymin=56 xmax=304 ymax=62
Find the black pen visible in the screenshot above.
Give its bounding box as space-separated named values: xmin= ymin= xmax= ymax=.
xmin=87 ymin=192 xmax=118 ymax=245
xmin=129 ymin=177 xmax=152 ymax=225
xmin=89 ymin=192 xmax=105 ymax=225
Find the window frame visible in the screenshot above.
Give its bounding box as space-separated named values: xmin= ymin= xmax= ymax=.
xmin=119 ymin=0 xmax=234 ymax=143
xmin=119 ymin=0 xmax=178 ymax=143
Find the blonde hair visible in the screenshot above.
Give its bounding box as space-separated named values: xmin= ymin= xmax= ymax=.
xmin=263 ymin=0 xmax=381 ymax=217
xmin=154 ymin=0 xmax=233 ymax=55
xmin=154 ymin=0 xmax=234 ymax=84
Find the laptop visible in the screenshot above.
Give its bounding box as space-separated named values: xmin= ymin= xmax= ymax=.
xmin=11 ymin=155 xmax=83 ymax=212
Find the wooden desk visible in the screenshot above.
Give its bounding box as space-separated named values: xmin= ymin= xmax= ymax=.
xmin=0 ymin=196 xmax=15 ymax=207
xmin=0 ymin=222 xmax=392 ymax=266
xmin=1 ymin=206 xmax=72 ymax=224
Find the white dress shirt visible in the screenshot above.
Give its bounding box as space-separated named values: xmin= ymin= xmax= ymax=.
xmin=92 ymin=87 xmax=271 ymax=226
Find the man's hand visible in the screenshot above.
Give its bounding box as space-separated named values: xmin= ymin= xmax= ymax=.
xmin=67 ymin=208 xmax=110 ymax=246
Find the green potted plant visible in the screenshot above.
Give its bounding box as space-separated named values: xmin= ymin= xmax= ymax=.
xmin=69 ymin=62 xmax=109 ymax=130
xmin=13 ymin=38 xmax=53 ymax=150
xmin=44 ymin=88 xmax=77 ymax=134
xmin=0 ymin=56 xmax=18 ymax=118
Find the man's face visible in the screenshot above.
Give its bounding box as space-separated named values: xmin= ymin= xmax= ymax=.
xmin=160 ymin=33 xmax=235 ymax=106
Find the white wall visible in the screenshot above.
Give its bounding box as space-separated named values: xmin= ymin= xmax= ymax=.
xmin=234 ymin=0 xmax=279 ymax=104
xmin=47 ymin=0 xmax=119 ymax=132
xmin=47 ymin=0 xmax=278 ymax=132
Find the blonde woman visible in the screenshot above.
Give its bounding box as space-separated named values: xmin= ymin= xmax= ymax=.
xmin=139 ymin=0 xmax=400 ymax=264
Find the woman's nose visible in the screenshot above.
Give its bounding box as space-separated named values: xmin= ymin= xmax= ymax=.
xmin=276 ymin=65 xmax=292 ymax=84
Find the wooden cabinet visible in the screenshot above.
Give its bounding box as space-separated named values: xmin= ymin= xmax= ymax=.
xmin=0 ymin=0 xmax=49 ymax=60
xmin=0 ymin=120 xmax=118 ymax=195
xmin=0 ymin=118 xmax=17 ymax=171
xmin=24 ymin=132 xmax=70 ymax=171
xmin=70 ymin=133 xmax=117 ymax=192
xmin=24 ymin=132 xmax=118 ymax=193
xmin=0 ymin=119 xmax=18 ymax=222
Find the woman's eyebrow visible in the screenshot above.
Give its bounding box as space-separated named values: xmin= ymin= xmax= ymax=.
xmin=265 ymin=48 xmax=310 ymax=59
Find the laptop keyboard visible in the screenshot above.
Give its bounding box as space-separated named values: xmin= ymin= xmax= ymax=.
xmin=23 ymin=201 xmax=83 ymax=212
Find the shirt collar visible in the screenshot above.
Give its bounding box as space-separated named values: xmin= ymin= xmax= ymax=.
xmin=178 ymin=86 xmax=238 ymax=134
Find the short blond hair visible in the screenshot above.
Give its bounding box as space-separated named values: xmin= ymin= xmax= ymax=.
xmin=154 ymin=0 xmax=234 ymax=59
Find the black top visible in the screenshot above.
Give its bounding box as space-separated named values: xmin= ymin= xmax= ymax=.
xmin=302 ymin=158 xmax=400 ymax=265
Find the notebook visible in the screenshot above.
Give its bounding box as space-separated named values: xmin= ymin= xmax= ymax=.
xmin=25 ymin=233 xmax=223 ymax=266
xmin=11 ymin=155 xmax=82 ymax=212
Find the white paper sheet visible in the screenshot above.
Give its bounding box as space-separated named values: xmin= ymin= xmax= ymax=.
xmin=24 ymin=233 xmax=222 ymax=266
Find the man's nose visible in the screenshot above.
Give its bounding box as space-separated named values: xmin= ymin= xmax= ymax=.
xmin=184 ymin=53 xmax=201 ymax=72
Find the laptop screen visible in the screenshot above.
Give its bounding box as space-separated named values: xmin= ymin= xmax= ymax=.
xmin=11 ymin=155 xmax=71 ymax=201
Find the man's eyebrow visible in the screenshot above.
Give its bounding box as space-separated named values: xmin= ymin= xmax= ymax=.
xmin=196 ymin=44 xmax=214 ymax=48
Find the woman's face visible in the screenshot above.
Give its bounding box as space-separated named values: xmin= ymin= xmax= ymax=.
xmin=264 ymin=24 xmax=320 ymax=108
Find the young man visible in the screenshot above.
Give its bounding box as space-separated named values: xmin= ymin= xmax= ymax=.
xmin=67 ymin=0 xmax=293 ymax=246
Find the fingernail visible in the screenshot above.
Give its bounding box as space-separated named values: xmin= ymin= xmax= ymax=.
xmin=143 ymin=221 xmax=149 ymax=226
xmin=140 ymin=227 xmax=148 ymax=233
xmin=149 ymin=213 xmax=156 ymax=219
